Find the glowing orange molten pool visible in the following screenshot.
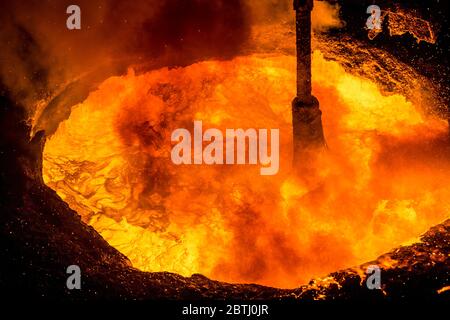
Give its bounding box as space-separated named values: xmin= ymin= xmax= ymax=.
xmin=42 ymin=51 xmax=449 ymax=288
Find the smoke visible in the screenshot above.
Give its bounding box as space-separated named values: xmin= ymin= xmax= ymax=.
xmin=0 ymin=0 xmax=344 ymax=117
xmin=0 ymin=0 xmax=250 ymax=112
xmin=312 ymin=1 xmax=343 ymax=31
xmin=246 ymin=0 xmax=343 ymax=31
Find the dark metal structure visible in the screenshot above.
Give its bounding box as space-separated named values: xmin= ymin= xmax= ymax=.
xmin=292 ymin=0 xmax=326 ymax=163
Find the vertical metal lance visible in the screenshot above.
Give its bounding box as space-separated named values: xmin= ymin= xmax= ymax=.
xmin=295 ymin=0 xmax=313 ymax=101
xmin=292 ymin=0 xmax=326 ymax=165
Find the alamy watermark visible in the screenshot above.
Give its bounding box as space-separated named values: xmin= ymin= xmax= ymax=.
xmin=171 ymin=121 xmax=280 ymax=175
xmin=366 ymin=265 xmax=381 ymax=290
xmin=66 ymin=5 xmax=81 ymax=30
xmin=366 ymin=5 xmax=382 ymax=30
xmin=66 ymin=265 xmax=81 ymax=290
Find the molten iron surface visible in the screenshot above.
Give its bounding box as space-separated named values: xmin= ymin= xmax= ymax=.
xmin=43 ymin=51 xmax=449 ymax=288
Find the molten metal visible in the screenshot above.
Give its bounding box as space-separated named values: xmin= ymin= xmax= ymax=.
xmin=42 ymin=52 xmax=449 ymax=288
